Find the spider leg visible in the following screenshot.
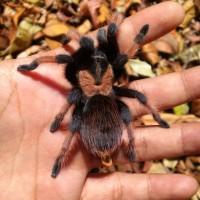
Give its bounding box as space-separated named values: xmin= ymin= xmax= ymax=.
xmin=51 ymin=133 xmax=74 ymax=178
xmin=114 ymin=86 xmax=170 ymax=128
xmin=126 ymin=24 xmax=149 ymax=58
xmin=134 ymin=24 xmax=149 ymax=45
xmin=51 ymin=104 xmax=83 ymax=178
xmin=46 ymin=29 xmax=81 ymax=45
xmin=99 ymin=23 xmax=128 ymax=79
xmin=50 ymin=87 xmax=82 ymax=133
xmin=116 ymin=99 xmax=135 ymax=162
xmin=97 ymin=28 xmax=107 ymax=50
xmin=17 ymin=54 xmax=73 ymax=72
xmin=50 ymin=103 xmax=71 ymax=133
xmin=107 ymin=22 xmax=120 ymax=60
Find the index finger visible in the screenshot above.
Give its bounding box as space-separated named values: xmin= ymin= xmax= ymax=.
xmin=55 ymin=1 xmax=185 ymax=55
xmin=124 ymin=66 xmax=200 ymax=117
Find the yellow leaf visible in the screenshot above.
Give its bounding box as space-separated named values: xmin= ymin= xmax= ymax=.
xmin=77 ymin=19 xmax=92 ymax=34
xmin=148 ymin=162 xmax=167 ymax=174
xmin=13 ymin=7 xmax=26 ymax=27
xmin=43 ymin=23 xmax=72 ymax=37
xmin=180 ymin=0 xmax=196 ymax=28
xmin=45 ymin=38 xmax=61 ymax=50
xmin=163 ymin=159 xmax=178 ymax=169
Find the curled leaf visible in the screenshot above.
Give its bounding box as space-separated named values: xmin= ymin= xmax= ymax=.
xmin=142 ymin=43 xmax=159 ymax=65
xmin=153 ymin=33 xmax=178 ymax=55
xmin=180 ymin=0 xmax=196 ymax=28
xmin=0 ymin=16 xmax=42 ymax=56
xmin=77 ymin=19 xmax=92 ymax=34
xmin=43 ymin=22 xmax=72 ymax=37
xmin=0 ymin=36 xmax=9 ymax=51
xmin=126 ymin=59 xmax=156 ymax=77
xmin=147 ymin=162 xmax=168 ymax=174
xmin=163 ymin=159 xmax=178 ymax=169
xmin=176 ymin=44 xmax=200 ymax=64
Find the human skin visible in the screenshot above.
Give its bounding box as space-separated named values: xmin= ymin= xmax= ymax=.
xmin=0 ymin=2 xmax=199 ymax=200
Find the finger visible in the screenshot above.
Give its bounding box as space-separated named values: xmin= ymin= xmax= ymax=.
xmin=124 ymin=66 xmax=200 ymax=117
xmin=14 ymin=2 xmax=185 ymax=93
xmin=112 ymin=123 xmax=200 ymax=165
xmin=55 ymin=1 xmax=184 ymax=55
xmin=88 ymin=123 xmax=200 ymax=167
xmin=81 ymin=173 xmax=198 ymax=200
xmin=37 ymin=134 xmax=90 ymax=200
xmin=118 ymin=1 xmax=184 ymax=52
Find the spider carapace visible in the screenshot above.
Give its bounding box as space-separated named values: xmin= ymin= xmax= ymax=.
xmin=17 ymin=17 xmax=169 ymax=178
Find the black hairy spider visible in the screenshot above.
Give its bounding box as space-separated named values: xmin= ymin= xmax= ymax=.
xmin=17 ymin=16 xmax=169 ymax=178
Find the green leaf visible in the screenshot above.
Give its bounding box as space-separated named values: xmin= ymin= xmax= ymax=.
xmin=176 ymin=44 xmax=200 ymax=64
xmin=173 ymin=103 xmax=189 ymax=115
xmin=127 ymin=59 xmax=156 ymax=77
xmin=0 ymin=16 xmax=42 ymax=56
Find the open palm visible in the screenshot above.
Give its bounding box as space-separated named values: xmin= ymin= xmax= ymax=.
xmin=0 ymin=2 xmax=199 ymax=200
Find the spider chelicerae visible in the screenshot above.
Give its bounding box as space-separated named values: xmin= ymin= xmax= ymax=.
xmin=17 ymin=15 xmax=169 ymax=178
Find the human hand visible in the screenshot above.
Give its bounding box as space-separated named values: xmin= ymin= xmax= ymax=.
xmin=0 ymin=2 xmax=199 ymax=200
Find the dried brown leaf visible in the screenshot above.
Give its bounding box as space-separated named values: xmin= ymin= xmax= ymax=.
xmin=180 ymin=0 xmax=196 ymax=28
xmin=16 ymin=45 xmax=45 ymax=58
xmin=43 ymin=22 xmax=72 ymax=37
xmin=77 ymin=19 xmax=92 ymax=34
xmin=147 ymin=162 xmax=168 ymax=174
xmin=177 ymin=160 xmax=187 ymax=171
xmin=156 ymin=64 xmax=174 ymax=76
xmin=112 ymin=0 xmax=139 ymax=13
xmin=0 ymin=36 xmax=9 ymax=51
xmin=142 ymin=43 xmax=159 ymax=65
xmin=177 ymin=44 xmax=200 ymax=64
xmin=163 ymin=159 xmax=178 ymax=169
xmin=126 ymin=59 xmax=156 ymax=77
xmin=45 ymin=38 xmax=61 ymax=49
xmin=13 ymin=7 xmax=26 ymax=27
xmin=98 ymin=1 xmax=110 ymax=24
xmin=153 ymin=33 xmax=178 ymax=55
xmin=79 ymin=0 xmax=90 ymax=17
xmin=187 ymin=35 xmax=200 ymax=44
xmin=142 ymin=113 xmax=200 ymax=125
xmin=0 ymin=16 xmax=42 ymax=56
xmin=45 ymin=0 xmax=54 ymax=8
xmin=185 ymin=157 xmax=196 ymax=170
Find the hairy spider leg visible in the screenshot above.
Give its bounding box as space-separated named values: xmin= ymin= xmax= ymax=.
xmin=51 ymin=131 xmax=75 ymax=178
xmin=134 ymin=24 xmax=149 ymax=45
xmin=50 ymin=103 xmax=71 ymax=133
xmin=116 ymin=99 xmax=135 ymax=162
xmin=51 ymin=88 xmax=82 ymax=177
xmin=46 ymin=29 xmax=81 ymax=45
xmin=17 ymin=55 xmax=73 ymax=72
xmin=97 ymin=24 xmax=129 ymax=80
xmin=65 ymin=36 xmax=95 ymax=85
xmin=50 ymin=87 xmax=82 ymax=132
xmin=126 ymin=24 xmax=149 ymax=58
xmin=113 ymin=86 xmax=170 ymax=128
xmin=51 ymin=99 xmax=83 ymax=178
xmin=51 ymin=104 xmax=82 ymax=178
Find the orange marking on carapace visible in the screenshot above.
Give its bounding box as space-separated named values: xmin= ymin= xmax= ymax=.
xmin=78 ymin=65 xmax=114 ymax=97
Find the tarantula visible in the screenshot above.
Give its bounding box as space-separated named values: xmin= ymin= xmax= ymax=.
xmin=17 ymin=16 xmax=169 ymax=178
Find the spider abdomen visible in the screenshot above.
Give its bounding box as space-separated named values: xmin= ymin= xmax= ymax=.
xmin=80 ymin=94 xmax=123 ymax=164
